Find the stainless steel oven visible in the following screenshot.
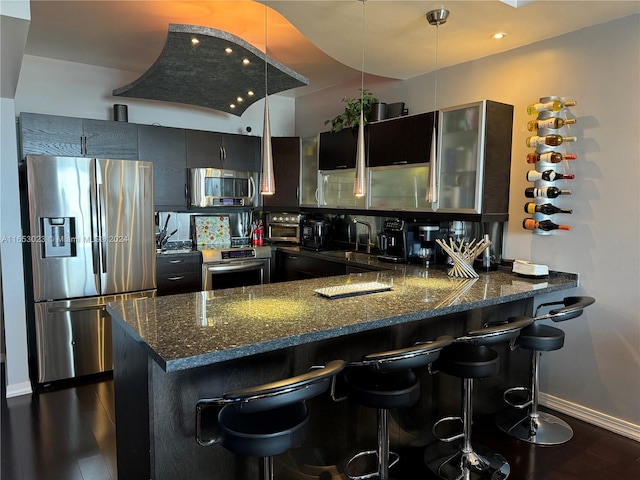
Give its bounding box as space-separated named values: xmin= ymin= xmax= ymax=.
xmin=266 ymin=213 xmax=301 ymax=244
xmin=201 ymin=246 xmax=271 ymax=291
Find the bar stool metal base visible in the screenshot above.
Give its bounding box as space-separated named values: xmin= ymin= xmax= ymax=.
xmin=425 ymin=441 xmax=510 ymax=480
xmin=496 ymin=409 xmax=573 ymax=445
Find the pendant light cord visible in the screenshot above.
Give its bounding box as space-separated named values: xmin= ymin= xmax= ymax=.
xmin=360 ymin=0 xmax=365 ymax=112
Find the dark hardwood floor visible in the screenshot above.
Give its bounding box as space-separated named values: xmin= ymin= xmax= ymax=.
xmin=2 ymin=367 xmax=639 ymax=479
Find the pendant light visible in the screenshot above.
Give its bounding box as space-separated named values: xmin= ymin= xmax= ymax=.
xmin=260 ymin=6 xmax=275 ymax=195
xmin=353 ymin=0 xmax=367 ymax=197
xmin=425 ymin=8 xmax=449 ymax=204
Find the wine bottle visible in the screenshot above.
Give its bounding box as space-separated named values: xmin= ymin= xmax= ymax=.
xmin=523 ymin=218 xmax=571 ymax=231
xmin=526 ymin=152 xmax=577 ymax=164
xmin=527 ymin=100 xmax=577 ymax=115
xmin=524 ymin=202 xmax=573 ymax=215
xmin=524 ymin=186 xmax=571 ymax=198
xmin=526 ymin=134 xmax=577 ymax=147
xmin=526 ymin=170 xmax=575 ymax=182
xmin=527 ymin=117 xmax=576 ymax=131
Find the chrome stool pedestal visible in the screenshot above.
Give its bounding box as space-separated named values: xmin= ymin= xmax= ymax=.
xmin=496 ymin=296 xmax=595 ymax=446
xmin=425 ymin=317 xmax=533 ymax=480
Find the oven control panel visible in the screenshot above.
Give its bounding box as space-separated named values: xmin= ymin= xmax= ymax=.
xmin=221 ymin=249 xmax=256 ymax=260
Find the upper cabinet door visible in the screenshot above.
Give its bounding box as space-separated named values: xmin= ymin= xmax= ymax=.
xmin=367 ymin=112 xmax=436 ymax=167
xmin=436 ymin=100 xmax=513 ymax=215
xmin=82 ymin=119 xmax=138 ymax=160
xmin=19 ymin=113 xmax=138 ymax=160
xmin=318 ymin=128 xmax=358 ymax=170
xmin=20 ymin=113 xmax=83 ymax=158
xmin=262 ymin=137 xmax=300 ymax=209
xmin=186 ymin=130 xmax=224 ymax=168
xmin=221 ymin=133 xmax=260 ymax=172
xmin=139 ymin=124 xmax=187 ymax=211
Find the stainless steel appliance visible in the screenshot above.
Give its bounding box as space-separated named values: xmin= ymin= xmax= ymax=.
xmin=189 ymin=168 xmax=256 ymax=207
xmin=377 ymin=219 xmax=427 ymax=263
xmin=302 ymin=218 xmax=332 ymax=251
xmin=201 ymin=246 xmax=271 ymax=290
xmin=25 ymin=155 xmax=156 ymax=384
xmin=267 ymin=213 xmax=301 ymax=244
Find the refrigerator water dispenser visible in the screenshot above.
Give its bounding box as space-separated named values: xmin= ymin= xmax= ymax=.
xmin=42 ymin=217 xmax=75 ymax=257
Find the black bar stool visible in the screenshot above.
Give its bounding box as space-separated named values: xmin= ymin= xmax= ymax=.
xmin=339 ymin=335 xmax=454 ymax=480
xmin=425 ymin=316 xmax=533 ymax=480
xmin=195 ymin=359 xmax=345 ymax=480
xmin=496 ymin=296 xmax=595 ymax=445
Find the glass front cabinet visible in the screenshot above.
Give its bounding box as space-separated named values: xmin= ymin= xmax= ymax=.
xmin=435 ymin=100 xmax=514 ymax=215
xmin=306 ymin=100 xmax=513 ymax=217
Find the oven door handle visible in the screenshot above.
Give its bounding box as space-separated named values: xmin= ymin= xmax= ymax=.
xmin=204 ymin=261 xmax=265 ymax=274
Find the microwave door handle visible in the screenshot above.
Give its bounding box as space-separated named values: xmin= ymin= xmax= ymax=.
xmin=248 ymin=176 xmax=255 ymax=200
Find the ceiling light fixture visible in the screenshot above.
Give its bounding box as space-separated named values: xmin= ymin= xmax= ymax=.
xmin=354 ymin=0 xmax=367 ymax=198
xmin=425 ymin=8 xmax=449 ymax=205
xmin=491 ymin=32 xmax=507 ymax=39
xmin=260 ymin=6 xmax=275 ymax=195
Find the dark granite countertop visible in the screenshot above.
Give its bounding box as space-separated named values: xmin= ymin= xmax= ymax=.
xmin=107 ymin=252 xmax=578 ymax=372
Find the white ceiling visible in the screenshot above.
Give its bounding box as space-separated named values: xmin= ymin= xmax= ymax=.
xmin=23 ymin=1 xmax=640 ymax=97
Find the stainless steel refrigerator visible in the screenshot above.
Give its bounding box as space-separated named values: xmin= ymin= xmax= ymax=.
xmin=25 ymin=155 xmax=156 ymax=384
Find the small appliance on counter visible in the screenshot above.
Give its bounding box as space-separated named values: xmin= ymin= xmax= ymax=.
xmin=302 ymin=216 xmax=332 ymax=251
xmin=378 ymin=219 xmax=441 ymax=264
xmin=266 ymin=212 xmax=301 ymax=244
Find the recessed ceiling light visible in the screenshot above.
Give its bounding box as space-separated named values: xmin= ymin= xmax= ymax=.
xmin=230 ymin=104 xmax=236 ymax=109
xmin=247 ymin=91 xmax=254 ymax=96
xmin=491 ymin=32 xmax=507 ymax=40
xmin=237 ymin=97 xmax=244 ymax=102
xmin=225 ymin=47 xmax=233 ymax=54
xmin=242 ymin=58 xmax=250 ymax=65
xmin=191 ymin=38 xmax=199 ymax=45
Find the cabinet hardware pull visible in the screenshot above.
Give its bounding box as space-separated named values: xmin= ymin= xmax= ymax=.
xmin=168 ymin=276 xmax=185 ymax=281
xmin=169 ymin=259 xmax=184 ymax=264
xmin=393 ymin=161 xmax=408 ymax=165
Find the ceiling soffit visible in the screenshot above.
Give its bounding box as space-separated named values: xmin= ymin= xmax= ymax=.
xmin=113 ymin=24 xmax=309 ymax=116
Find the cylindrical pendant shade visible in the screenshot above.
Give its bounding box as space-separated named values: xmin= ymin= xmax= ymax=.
xmin=426 ymin=124 xmax=438 ymax=203
xmin=354 ymin=111 xmax=366 ymax=197
xmin=260 ymin=95 xmax=275 ymax=195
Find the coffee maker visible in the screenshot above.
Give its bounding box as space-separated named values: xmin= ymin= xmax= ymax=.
xmin=377 ymin=219 xmax=413 ymax=263
xmin=302 ymin=217 xmax=332 ymax=251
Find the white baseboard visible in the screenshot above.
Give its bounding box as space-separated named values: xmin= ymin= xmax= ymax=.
xmin=540 ymin=392 xmax=640 ymax=442
xmin=6 ymin=381 xmax=32 ymax=398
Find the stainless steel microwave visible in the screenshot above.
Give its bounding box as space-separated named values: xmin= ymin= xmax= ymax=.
xmin=189 ymin=168 xmax=256 ymax=207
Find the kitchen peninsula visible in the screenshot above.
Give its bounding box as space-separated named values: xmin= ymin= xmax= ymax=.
xmin=107 ymin=263 xmax=577 ymax=480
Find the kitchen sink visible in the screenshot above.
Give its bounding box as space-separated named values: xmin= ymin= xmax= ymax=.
xmin=320 ymin=250 xmax=375 ymax=262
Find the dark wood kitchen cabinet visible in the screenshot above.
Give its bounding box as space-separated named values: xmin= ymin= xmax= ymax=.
xmin=367 ymin=111 xmax=436 ymax=166
xmin=262 ymin=137 xmax=301 ymax=209
xmin=274 ymin=251 xmax=345 ymax=282
xmin=156 ymin=253 xmax=202 ymax=296
xmin=19 ymin=112 xmax=138 ymax=160
xmin=318 ymin=128 xmax=359 ymax=170
xmin=138 ymin=124 xmax=188 ymax=211
xmin=186 ymin=130 xmax=259 ymax=172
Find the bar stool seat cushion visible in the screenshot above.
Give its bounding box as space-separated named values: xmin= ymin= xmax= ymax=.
xmin=517 ymin=323 xmax=565 ymax=352
xmin=436 ymin=343 xmax=500 ymax=379
xmin=344 ymin=368 xmax=420 ymax=410
xmin=218 ymin=402 xmax=309 ymax=458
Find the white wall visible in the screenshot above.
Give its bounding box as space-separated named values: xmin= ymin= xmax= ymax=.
xmin=297 ymin=14 xmax=640 ymax=432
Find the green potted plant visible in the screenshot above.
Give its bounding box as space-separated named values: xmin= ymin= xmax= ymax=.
xmin=325 ymin=88 xmax=378 ymax=132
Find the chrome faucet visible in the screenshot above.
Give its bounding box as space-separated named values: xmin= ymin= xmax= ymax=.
xmin=353 ymin=218 xmax=374 ymax=253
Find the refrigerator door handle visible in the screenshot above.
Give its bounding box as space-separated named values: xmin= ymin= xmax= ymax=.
xmin=97 ymin=183 xmax=108 ymax=273
xmin=90 ymin=160 xmax=101 ymax=276
xmin=48 ymin=304 xmax=106 ymax=313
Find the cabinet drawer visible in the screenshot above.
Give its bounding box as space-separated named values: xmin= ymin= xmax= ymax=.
xmin=157 ymin=255 xmax=201 ymax=275
xmin=157 ymin=272 xmax=201 ymax=296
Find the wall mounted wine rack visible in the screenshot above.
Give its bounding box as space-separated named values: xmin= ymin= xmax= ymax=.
xmin=523 ymin=96 xmax=577 ymax=235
